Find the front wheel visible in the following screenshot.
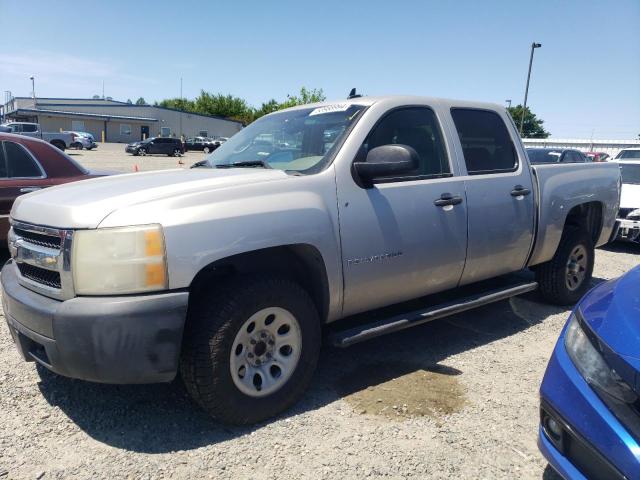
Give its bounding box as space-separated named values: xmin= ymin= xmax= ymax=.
xmin=180 ymin=275 xmax=321 ymax=425
xmin=138 ymin=148 xmax=147 ymax=156
xmin=535 ymin=226 xmax=594 ymax=305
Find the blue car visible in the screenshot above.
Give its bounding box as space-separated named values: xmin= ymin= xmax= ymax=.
xmin=539 ymin=266 xmax=640 ymax=479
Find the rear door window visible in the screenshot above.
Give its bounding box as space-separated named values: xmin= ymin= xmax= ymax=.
xmin=4 ymin=141 xmax=43 ymax=178
xmin=450 ymin=109 xmax=518 ymax=175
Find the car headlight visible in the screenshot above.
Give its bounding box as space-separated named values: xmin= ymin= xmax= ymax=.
xmin=72 ymin=224 xmax=168 ymax=295
xmin=627 ymin=209 xmax=640 ymax=220
xmin=565 ymin=311 xmax=637 ymax=403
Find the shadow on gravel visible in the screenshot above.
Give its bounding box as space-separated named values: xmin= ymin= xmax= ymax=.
xmin=542 ymin=464 xmax=563 ymax=479
xmin=35 ymin=284 xmax=570 ymax=453
xmin=599 ymin=241 xmax=640 ymax=255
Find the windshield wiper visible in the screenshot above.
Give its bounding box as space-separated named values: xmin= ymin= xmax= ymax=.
xmin=190 ymin=160 xmax=210 ymax=169
xmin=216 ymin=160 xmax=271 ymax=169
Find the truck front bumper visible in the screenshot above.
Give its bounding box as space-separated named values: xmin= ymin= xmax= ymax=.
xmin=1 ymin=261 xmax=189 ymax=384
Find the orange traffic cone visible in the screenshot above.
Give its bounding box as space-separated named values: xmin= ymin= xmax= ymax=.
xmin=177 ymin=159 xmax=184 ymax=166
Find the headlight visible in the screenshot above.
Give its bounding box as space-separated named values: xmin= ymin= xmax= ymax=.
xmin=72 ymin=224 xmax=168 ymax=295
xmin=627 ymin=209 xmax=640 ymax=220
xmin=565 ymin=312 xmax=637 ymax=403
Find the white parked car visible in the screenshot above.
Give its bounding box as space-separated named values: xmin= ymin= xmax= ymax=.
xmin=616 ymin=160 xmax=640 ymax=243
xmin=64 ymin=131 xmax=97 ymax=150
xmin=614 ymin=148 xmax=640 ymax=161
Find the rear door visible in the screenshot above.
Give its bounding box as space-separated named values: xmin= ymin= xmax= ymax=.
xmin=337 ymin=106 xmax=468 ymax=316
xmin=449 ymin=108 xmax=535 ymax=285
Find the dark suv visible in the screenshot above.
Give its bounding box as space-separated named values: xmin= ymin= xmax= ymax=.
xmin=125 ymin=137 xmax=184 ymax=157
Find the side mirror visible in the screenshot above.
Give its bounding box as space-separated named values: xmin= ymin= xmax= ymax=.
xmin=353 ymin=144 xmax=419 ymax=187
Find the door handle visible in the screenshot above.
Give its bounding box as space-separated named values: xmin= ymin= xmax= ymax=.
xmin=20 ymin=187 xmax=41 ymax=193
xmin=510 ymin=185 xmax=531 ymax=197
xmin=434 ymin=193 xmax=463 ymax=207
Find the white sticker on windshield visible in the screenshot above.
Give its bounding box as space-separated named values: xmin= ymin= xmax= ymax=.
xmin=309 ymin=104 xmax=350 ymax=116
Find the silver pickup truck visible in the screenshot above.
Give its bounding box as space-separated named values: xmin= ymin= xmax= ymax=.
xmin=1 ymin=96 xmax=620 ymax=424
xmin=1 ymin=122 xmax=75 ymax=151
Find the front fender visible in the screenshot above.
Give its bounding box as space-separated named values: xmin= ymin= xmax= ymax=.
xmin=99 ymin=170 xmax=344 ymax=320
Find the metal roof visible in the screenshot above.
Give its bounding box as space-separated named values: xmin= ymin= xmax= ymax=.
xmin=11 ymin=108 xmax=158 ymax=122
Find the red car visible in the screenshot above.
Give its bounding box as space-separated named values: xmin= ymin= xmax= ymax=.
xmin=585 ymin=151 xmax=611 ymax=162
xmin=0 ymin=133 xmax=111 ymax=243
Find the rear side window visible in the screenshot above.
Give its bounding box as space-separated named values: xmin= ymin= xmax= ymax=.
xmin=451 ymin=109 xmax=518 ymax=175
xmin=364 ymin=107 xmax=450 ymax=179
xmin=0 ymin=142 xmax=6 ymax=178
xmin=4 ymin=141 xmax=43 ymax=178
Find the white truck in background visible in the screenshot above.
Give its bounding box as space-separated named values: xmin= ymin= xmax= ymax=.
xmin=0 ymin=122 xmax=75 ymax=151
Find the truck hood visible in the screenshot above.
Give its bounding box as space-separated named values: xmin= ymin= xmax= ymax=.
xmin=11 ymin=168 xmax=289 ymax=229
xmin=620 ymin=183 xmax=640 ymax=209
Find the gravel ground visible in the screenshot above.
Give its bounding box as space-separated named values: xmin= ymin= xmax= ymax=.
xmin=66 ymin=142 xmax=207 ymax=173
xmin=0 ymin=148 xmax=638 ymax=479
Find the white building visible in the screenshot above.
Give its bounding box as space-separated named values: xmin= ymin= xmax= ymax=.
xmin=1 ymin=96 xmax=243 ymax=143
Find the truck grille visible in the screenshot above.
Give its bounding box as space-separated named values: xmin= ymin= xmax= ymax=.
xmin=13 ymin=227 xmax=62 ymax=249
xmin=9 ymin=221 xmax=74 ymax=300
xmin=17 ymin=264 xmax=61 ymax=289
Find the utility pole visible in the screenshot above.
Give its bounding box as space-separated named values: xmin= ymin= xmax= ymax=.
xmin=179 ymin=77 xmax=183 ymax=139
xmin=520 ymin=42 xmax=542 ymax=136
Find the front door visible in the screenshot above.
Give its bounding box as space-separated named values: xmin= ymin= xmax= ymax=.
xmin=337 ymin=106 xmax=468 ymax=317
xmin=449 ymin=108 xmax=535 ymax=286
xmin=141 ymin=125 xmax=149 ymax=141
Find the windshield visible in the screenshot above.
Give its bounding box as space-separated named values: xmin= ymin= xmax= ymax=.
xmin=203 ymin=104 xmax=366 ymax=174
xmin=616 ymin=149 xmax=640 ymax=160
xmin=621 ymin=164 xmax=640 ymax=185
xmin=526 ymin=149 xmax=562 ymax=164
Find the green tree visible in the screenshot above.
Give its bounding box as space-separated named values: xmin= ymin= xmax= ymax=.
xmin=154 ymin=86 xmax=326 ymax=125
xmin=278 ymin=87 xmax=326 ymax=110
xmin=126 ymin=98 xmax=132 ymax=104
xmin=135 ymin=97 xmax=147 ymax=105
xmin=507 ymin=105 xmax=550 ymax=138
xmin=156 ymin=97 xmax=195 ymax=111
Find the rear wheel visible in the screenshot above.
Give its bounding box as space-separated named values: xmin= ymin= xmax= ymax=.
xmin=51 ymin=140 xmax=65 ymax=151
xmin=180 ymin=275 xmax=321 ymax=425
xmin=535 ymin=226 xmax=594 ymax=305
xmin=171 ymin=148 xmax=182 ymax=157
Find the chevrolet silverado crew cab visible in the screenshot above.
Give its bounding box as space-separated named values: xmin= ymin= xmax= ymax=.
xmin=2 ymin=96 xmax=620 ymax=424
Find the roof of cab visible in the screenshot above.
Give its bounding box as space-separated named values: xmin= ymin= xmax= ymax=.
xmin=279 ymin=95 xmax=505 ymax=113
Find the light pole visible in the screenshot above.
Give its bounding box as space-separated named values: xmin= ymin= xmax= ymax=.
xmin=505 ymin=99 xmax=512 ymax=108
xmin=519 ymin=42 xmax=542 ymax=135
xmin=29 ymin=76 xmax=36 ymax=106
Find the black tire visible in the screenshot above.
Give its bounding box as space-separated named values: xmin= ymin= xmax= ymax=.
xmin=51 ymin=140 xmax=65 ymax=151
xmin=535 ymin=226 xmax=594 ymax=305
xmin=180 ymin=275 xmax=321 ymax=425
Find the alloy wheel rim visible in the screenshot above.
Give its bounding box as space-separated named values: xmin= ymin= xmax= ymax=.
xmin=229 ymin=307 xmax=302 ymax=397
xmin=565 ymin=245 xmax=587 ymax=291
